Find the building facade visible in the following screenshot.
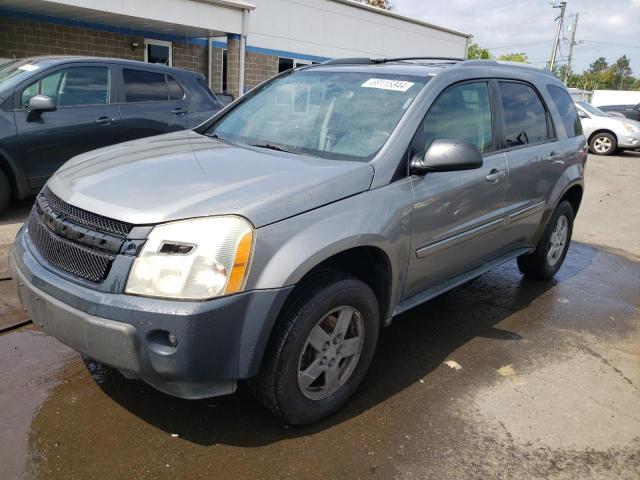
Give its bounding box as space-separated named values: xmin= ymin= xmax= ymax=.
xmin=0 ymin=0 xmax=470 ymax=100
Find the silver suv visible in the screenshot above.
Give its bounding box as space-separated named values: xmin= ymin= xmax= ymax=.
xmin=10 ymin=58 xmax=586 ymax=424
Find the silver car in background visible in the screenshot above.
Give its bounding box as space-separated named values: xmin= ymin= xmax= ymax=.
xmin=575 ymin=101 xmax=640 ymax=155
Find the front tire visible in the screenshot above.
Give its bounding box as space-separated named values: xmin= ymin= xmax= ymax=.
xmin=0 ymin=170 xmax=10 ymax=216
xmin=249 ymin=269 xmax=380 ymax=425
xmin=517 ymin=200 xmax=574 ymax=280
xmin=589 ymin=132 xmax=617 ymax=155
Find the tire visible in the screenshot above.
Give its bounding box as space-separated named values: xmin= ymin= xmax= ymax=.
xmin=589 ymin=132 xmax=617 ymax=156
xmin=0 ymin=170 xmax=9 ymax=216
xmin=517 ymin=200 xmax=574 ymax=280
xmin=248 ymin=269 xmax=380 ymax=425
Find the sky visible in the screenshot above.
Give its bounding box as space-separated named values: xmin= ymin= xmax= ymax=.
xmin=390 ymin=0 xmax=640 ymax=74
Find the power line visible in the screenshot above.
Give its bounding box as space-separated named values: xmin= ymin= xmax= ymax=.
xmin=461 ymin=20 xmax=549 ymax=31
xmin=581 ymin=40 xmax=640 ymax=49
xmin=487 ymin=40 xmax=553 ymax=50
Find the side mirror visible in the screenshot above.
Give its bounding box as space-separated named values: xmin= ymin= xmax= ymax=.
xmin=410 ymin=138 xmax=483 ymax=175
xmin=577 ymin=110 xmax=588 ymax=119
xmin=27 ymin=94 xmax=56 ymax=113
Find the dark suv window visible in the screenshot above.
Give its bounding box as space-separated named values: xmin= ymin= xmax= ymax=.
xmin=123 ymin=69 xmax=183 ymax=102
xmin=419 ymin=81 xmax=494 ymax=154
xmin=547 ymin=85 xmax=582 ymax=138
xmin=499 ymin=82 xmax=551 ymax=147
xmin=21 ymin=66 xmax=110 ymax=108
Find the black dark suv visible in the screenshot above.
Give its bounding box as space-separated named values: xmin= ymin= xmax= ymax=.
xmin=598 ymin=103 xmax=640 ymax=122
xmin=0 ymin=56 xmax=223 ymax=213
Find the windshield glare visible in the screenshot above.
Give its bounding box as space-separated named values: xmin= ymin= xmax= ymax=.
xmin=0 ymin=59 xmax=45 ymax=85
xmin=577 ymin=101 xmax=606 ymax=117
xmin=208 ymin=70 xmax=428 ymax=161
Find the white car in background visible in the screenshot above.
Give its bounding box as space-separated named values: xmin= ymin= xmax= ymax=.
xmin=575 ymin=101 xmax=640 ymax=155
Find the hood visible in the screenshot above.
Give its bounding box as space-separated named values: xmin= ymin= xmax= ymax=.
xmin=48 ymin=130 xmax=374 ymax=228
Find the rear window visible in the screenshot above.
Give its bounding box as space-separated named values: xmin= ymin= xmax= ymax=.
xmin=499 ymin=81 xmax=551 ymax=147
xmin=123 ymin=69 xmax=166 ymax=102
xmin=547 ymin=85 xmax=583 ymax=138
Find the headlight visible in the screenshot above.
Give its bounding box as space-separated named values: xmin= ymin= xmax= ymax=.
xmin=623 ymin=122 xmax=639 ymax=133
xmin=125 ymin=216 xmax=254 ymax=300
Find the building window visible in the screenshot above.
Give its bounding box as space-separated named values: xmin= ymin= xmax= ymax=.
xmin=278 ymin=57 xmax=294 ymax=73
xmin=145 ymin=39 xmax=172 ymax=66
xmin=278 ymin=57 xmax=312 ymax=73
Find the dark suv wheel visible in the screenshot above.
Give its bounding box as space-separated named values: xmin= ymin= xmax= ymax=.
xmin=517 ymin=200 xmax=574 ymax=280
xmin=0 ymin=170 xmax=10 ymax=216
xmin=249 ymin=269 xmax=380 ymax=425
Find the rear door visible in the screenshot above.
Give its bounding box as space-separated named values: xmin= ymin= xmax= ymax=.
xmin=115 ymin=66 xmax=188 ymax=141
xmin=497 ymin=81 xmax=567 ymax=248
xmin=14 ymin=63 xmax=121 ymax=188
xmin=404 ymin=80 xmax=509 ymax=298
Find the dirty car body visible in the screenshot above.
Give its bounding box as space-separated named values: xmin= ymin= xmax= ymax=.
xmin=11 ymin=58 xmax=587 ymax=423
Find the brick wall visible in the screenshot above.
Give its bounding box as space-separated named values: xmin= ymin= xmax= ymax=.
xmin=244 ymin=51 xmax=279 ymax=90
xmin=0 ymin=16 xmax=209 ymax=78
xmin=0 ymin=16 xmax=282 ymax=100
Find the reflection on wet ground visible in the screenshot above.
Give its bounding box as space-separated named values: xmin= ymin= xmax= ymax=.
xmin=1 ymin=242 xmax=639 ymax=479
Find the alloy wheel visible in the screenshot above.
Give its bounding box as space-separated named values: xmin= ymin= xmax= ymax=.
xmin=297 ymin=306 xmax=365 ymax=400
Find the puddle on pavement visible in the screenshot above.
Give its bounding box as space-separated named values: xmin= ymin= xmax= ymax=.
xmin=3 ymin=243 xmax=639 ymax=479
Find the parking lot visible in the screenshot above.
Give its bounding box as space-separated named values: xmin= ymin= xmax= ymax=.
xmin=1 ymin=151 xmax=639 ymax=480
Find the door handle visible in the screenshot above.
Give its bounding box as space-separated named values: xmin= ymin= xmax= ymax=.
xmin=172 ymin=108 xmax=186 ymax=115
xmin=486 ymin=169 xmax=506 ymax=183
xmin=95 ymin=116 xmax=114 ymax=125
xmin=545 ymin=151 xmax=565 ymax=165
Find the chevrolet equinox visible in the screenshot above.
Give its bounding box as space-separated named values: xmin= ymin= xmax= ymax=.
xmin=11 ymin=58 xmax=586 ymax=424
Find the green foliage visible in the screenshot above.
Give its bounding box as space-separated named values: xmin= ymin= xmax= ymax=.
xmin=560 ymin=55 xmax=638 ymax=91
xmin=497 ymin=52 xmax=528 ymax=63
xmin=362 ymin=0 xmax=392 ymax=9
xmin=467 ymin=42 xmax=491 ymax=59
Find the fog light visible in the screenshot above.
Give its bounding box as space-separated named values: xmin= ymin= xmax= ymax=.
xmin=168 ymin=333 xmax=178 ymax=347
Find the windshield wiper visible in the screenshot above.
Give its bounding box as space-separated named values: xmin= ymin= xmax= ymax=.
xmin=251 ymin=143 xmax=298 ymax=154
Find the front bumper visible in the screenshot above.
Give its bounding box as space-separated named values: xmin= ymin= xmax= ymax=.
xmin=10 ymin=227 xmax=293 ymax=399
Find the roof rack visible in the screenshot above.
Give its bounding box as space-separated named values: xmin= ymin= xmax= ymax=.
xmin=322 ymin=56 xmax=464 ymax=65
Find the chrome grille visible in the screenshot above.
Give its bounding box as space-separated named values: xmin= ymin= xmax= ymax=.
xmin=28 ymin=210 xmax=116 ymax=282
xmin=42 ymin=187 xmax=132 ymax=237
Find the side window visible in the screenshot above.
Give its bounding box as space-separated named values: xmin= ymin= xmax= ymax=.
xmin=420 ymin=81 xmax=493 ymax=154
xmin=499 ymin=82 xmax=551 ymax=147
xmin=123 ymin=69 xmax=167 ymax=102
xmin=167 ymin=76 xmax=185 ymax=101
xmin=546 ymin=85 xmax=583 ymax=138
xmin=21 ymin=67 xmax=110 ymax=108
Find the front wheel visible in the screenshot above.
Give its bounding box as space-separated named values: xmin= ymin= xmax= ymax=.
xmin=589 ymin=132 xmax=617 ymax=155
xmin=517 ymin=200 xmax=574 ymax=280
xmin=249 ymin=270 xmax=380 ymax=425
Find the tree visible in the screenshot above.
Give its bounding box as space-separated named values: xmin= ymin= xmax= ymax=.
xmin=609 ymin=55 xmax=632 ymax=90
xmin=588 ymin=57 xmax=609 ymax=75
xmin=361 ymin=0 xmax=392 ymax=9
xmin=467 ymin=42 xmax=490 ymax=59
xmin=498 ymin=52 xmax=528 ymax=62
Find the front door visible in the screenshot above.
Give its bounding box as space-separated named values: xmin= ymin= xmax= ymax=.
xmin=404 ymin=80 xmax=509 ymax=298
xmin=15 ymin=64 xmax=120 ymax=188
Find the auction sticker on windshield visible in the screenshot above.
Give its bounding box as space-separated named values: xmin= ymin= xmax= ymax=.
xmin=18 ymin=64 xmax=39 ymax=72
xmin=362 ymin=78 xmax=415 ymax=92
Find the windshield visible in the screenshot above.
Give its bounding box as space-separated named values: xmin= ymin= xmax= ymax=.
xmin=576 ymin=101 xmax=607 ymax=117
xmin=0 ymin=59 xmax=46 ymax=86
xmin=207 ymin=69 xmax=429 ymax=161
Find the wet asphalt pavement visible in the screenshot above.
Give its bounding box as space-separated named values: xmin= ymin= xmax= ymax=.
xmin=0 ymin=153 xmax=639 ymax=479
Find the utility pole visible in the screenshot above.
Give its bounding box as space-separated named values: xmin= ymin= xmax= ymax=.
xmin=564 ymin=12 xmax=579 ymax=85
xmin=548 ymin=1 xmax=567 ymax=72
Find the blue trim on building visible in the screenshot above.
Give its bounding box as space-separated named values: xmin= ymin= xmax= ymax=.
xmin=1 ymin=7 xmax=331 ymax=63
xmin=245 ymin=46 xmax=330 ymax=63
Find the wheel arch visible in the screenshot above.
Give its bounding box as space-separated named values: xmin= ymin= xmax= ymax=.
xmin=588 ymin=129 xmax=617 ymax=145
